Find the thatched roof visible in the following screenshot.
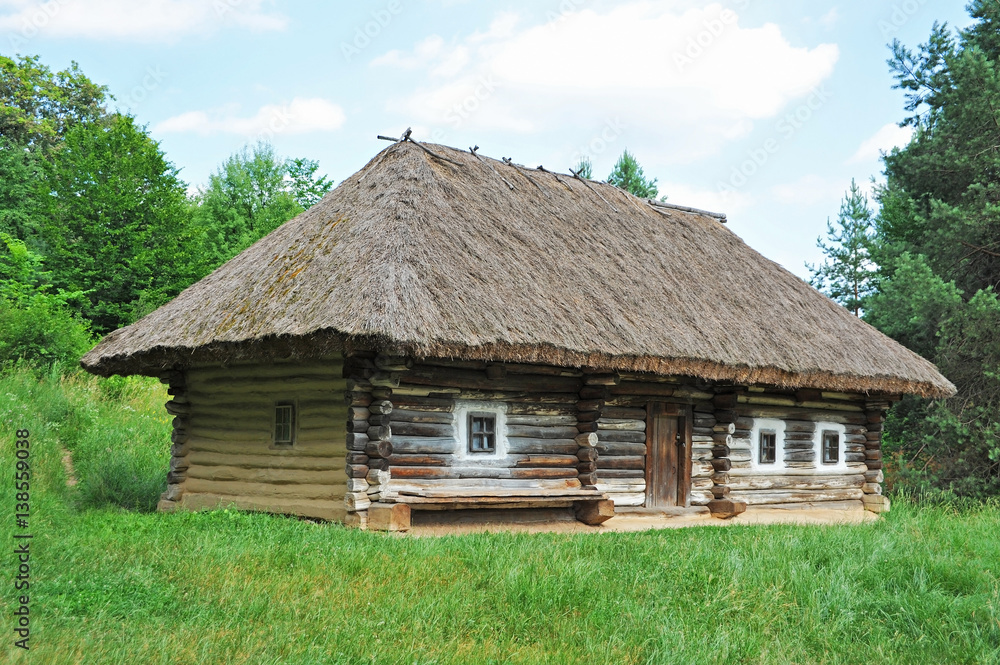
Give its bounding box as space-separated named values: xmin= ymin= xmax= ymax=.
xmin=82 ymin=140 xmax=955 ymax=398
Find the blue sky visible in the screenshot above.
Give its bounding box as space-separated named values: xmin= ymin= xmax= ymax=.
xmin=1 ymin=0 xmax=974 ymax=278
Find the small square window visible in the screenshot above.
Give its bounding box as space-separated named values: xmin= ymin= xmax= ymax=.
xmin=468 ymin=413 xmax=496 ymax=453
xmin=274 ymin=403 xmax=295 ymax=445
xmin=759 ymin=431 xmax=777 ymax=464
xmin=822 ymin=431 xmax=839 ymax=464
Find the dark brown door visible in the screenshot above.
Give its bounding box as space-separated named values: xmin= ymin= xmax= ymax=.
xmin=645 ymin=402 xmax=692 ymax=508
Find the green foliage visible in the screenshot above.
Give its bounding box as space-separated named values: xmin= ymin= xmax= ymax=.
xmin=807 ymin=179 xmax=877 ymax=316
xmin=0 ymin=137 xmax=40 ymax=239
xmin=0 ymin=233 xmax=92 ymax=366
xmin=607 ymin=149 xmax=659 ymax=198
xmin=573 ymin=156 xmax=593 ymax=179
xmin=37 ymin=114 xmax=198 ymax=333
xmin=193 ymin=142 xmax=303 ymax=267
xmin=0 ymin=54 xmax=109 ymax=152
xmin=286 ymin=156 xmax=334 ymax=209
xmin=867 ymin=5 xmax=1000 ymax=498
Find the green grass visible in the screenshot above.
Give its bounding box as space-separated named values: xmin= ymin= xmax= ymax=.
xmin=1 ymin=367 xmax=998 ymax=664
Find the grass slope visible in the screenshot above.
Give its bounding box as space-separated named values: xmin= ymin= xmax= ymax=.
xmin=1 ymin=367 xmax=998 ymax=664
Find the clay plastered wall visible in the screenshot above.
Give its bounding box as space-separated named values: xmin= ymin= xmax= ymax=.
xmin=178 ymin=357 xmax=348 ymax=521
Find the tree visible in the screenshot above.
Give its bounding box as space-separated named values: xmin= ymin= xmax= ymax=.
xmin=807 ymin=179 xmax=877 ymax=316
xmin=572 ymin=157 xmax=593 ymax=179
xmin=38 ymin=114 xmax=197 ymax=333
xmin=193 ymin=142 xmax=301 ymax=267
xmin=0 ymin=138 xmax=40 ymax=241
xmin=0 ymin=54 xmax=109 ymax=152
xmin=863 ymin=2 xmax=1000 ymax=498
xmin=607 ymin=150 xmax=658 ymax=198
xmin=286 ymin=157 xmax=334 ymax=208
xmin=193 ymin=143 xmax=334 ymax=269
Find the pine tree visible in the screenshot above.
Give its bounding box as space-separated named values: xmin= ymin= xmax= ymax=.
xmin=807 ymin=179 xmax=877 ymax=317
xmin=607 ymin=150 xmax=658 ymax=198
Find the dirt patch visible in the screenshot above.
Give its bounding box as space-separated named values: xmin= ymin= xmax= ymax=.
xmin=61 ymin=449 xmax=78 ymax=487
xmin=404 ymin=505 xmax=877 ymax=537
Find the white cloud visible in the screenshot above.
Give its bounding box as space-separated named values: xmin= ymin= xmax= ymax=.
xmin=848 ymin=123 xmax=913 ymax=164
xmin=373 ymin=2 xmax=839 ymax=164
xmin=155 ymin=98 xmax=346 ymax=137
xmin=0 ymin=0 xmax=286 ymax=43
xmin=659 ymin=181 xmax=753 ymax=215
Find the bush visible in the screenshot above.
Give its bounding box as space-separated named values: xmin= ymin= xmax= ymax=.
xmin=0 ymin=296 xmax=93 ymax=368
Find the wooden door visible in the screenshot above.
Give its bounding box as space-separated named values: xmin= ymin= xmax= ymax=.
xmin=645 ymin=402 xmax=692 ymax=508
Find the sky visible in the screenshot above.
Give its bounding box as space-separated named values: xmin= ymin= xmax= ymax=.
xmin=0 ymin=0 xmax=975 ymax=279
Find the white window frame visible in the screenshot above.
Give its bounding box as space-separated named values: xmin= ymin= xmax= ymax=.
xmin=749 ymin=418 xmax=786 ymax=470
xmin=454 ymin=400 xmax=508 ymax=462
xmin=812 ymin=422 xmax=847 ymax=472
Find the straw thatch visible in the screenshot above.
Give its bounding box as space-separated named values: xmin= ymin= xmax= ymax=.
xmin=81 ymin=140 xmax=955 ymax=398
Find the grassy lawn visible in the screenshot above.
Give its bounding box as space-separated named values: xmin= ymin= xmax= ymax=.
xmin=1 ymin=368 xmax=999 ymax=664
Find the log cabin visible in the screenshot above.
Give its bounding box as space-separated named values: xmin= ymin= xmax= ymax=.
xmin=81 ymin=138 xmax=956 ymax=531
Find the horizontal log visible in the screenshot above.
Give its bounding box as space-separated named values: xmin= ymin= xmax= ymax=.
xmin=604 ymin=406 xmax=648 ymax=419
xmin=390 ymin=422 xmax=454 ymax=438
xmin=596 ymin=455 xmax=644 ymax=470
xmin=403 ymin=366 xmax=581 ymax=392
xmin=385 ymin=453 xmax=447 ymax=466
xmin=610 ymin=382 xmax=675 ymax=397
xmin=389 ymin=409 xmax=453 ymax=425
xmin=513 ymin=454 xmax=580 ymax=468
xmin=506 ymin=438 xmax=580 ymax=454
xmin=729 ymin=488 xmax=864 ymax=505
xmin=597 ymin=430 xmax=646 ymax=444
xmin=598 ymin=468 xmax=645 ymax=479
xmin=186 ymin=451 xmax=346 ymax=471
xmin=741 ymin=407 xmax=867 ymax=425
xmin=389 ymin=395 xmax=455 ymax=412
xmin=784 ymin=451 xmax=816 ymax=462
xmin=504 ymin=414 xmax=577 ymax=427
xmin=727 ymin=474 xmax=864 ymax=491
xmin=597 ymin=442 xmax=647 ymax=456
xmin=598 ymin=419 xmax=646 ymax=432
xmin=506 ymin=425 xmax=580 ymax=439
xmin=506 ymin=403 xmax=576 ymax=416
xmin=388 ymin=437 xmax=458 ymax=454
xmin=385 ymin=478 xmax=581 ymax=494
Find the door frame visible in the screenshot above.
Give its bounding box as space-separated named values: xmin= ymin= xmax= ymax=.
xmin=644 ymin=401 xmax=693 ymax=508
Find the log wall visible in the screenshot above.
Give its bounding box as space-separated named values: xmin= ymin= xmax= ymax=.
xmin=724 ymin=387 xmax=889 ymax=509
xmin=605 ymin=374 xmax=715 ymax=506
xmin=376 ymin=360 xmax=586 ymax=504
xmin=169 ymin=356 xmax=348 ymax=521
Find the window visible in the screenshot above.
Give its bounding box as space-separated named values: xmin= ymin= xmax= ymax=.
xmin=274 ymin=403 xmax=295 ymax=446
xmin=822 ymin=430 xmax=839 ymax=464
xmin=468 ymin=413 xmax=496 ymax=453
xmin=759 ymin=431 xmax=777 ymax=464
